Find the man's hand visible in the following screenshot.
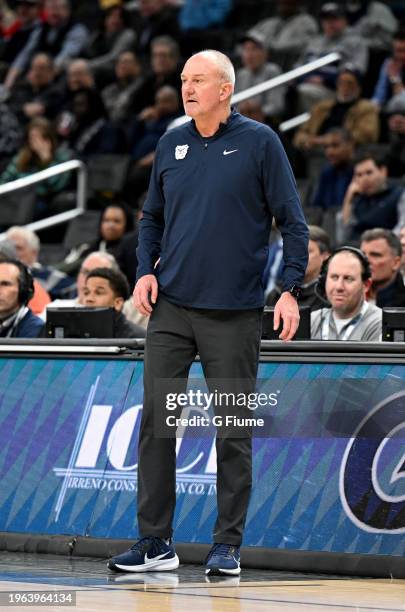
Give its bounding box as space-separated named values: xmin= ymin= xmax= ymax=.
xmin=133 ymin=274 xmax=158 ymax=316
xmin=342 ymin=178 xmax=361 ymax=224
xmin=273 ymin=292 xmax=300 ymax=341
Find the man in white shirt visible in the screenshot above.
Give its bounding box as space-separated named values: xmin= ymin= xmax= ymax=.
xmin=311 ymin=246 xmax=381 ymax=341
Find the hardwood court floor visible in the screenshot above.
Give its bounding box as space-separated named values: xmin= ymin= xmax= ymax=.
xmin=0 ymin=553 xmax=403 ymax=611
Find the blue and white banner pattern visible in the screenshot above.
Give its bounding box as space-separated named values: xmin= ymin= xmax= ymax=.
xmin=0 ymin=357 xmax=404 ymax=556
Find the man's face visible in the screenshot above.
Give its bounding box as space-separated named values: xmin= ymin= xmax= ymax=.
xmin=77 ymin=255 xmax=114 ymax=303
xmin=181 ymin=55 xmax=232 ymax=120
xmin=321 ymin=16 xmax=347 ymax=38
xmin=16 ymin=1 xmax=39 ymax=25
xmin=241 ymin=41 xmax=267 ymax=71
xmin=155 ymin=87 xmax=179 ymax=116
xmin=67 ymin=61 xmax=93 ymax=90
xmin=393 ymin=39 xmax=405 ymax=65
xmin=353 ymin=159 xmax=387 ymax=196
xmin=45 ymin=0 xmax=69 ymax=27
xmin=305 ymin=239 xmax=328 ymax=284
xmin=82 ymin=277 xmax=123 ymax=311
xmin=325 ymin=252 xmax=366 ymax=317
xmin=0 ymin=263 xmax=21 ymax=318
xmin=7 ymin=235 xmax=36 ymax=266
xmin=324 ymin=133 xmax=353 ymax=165
xmin=116 ymin=52 xmax=139 ymax=81
xmin=336 ymin=71 xmax=360 ymax=102
xmin=151 ymin=44 xmax=177 ymax=76
xmin=361 ymin=238 xmax=401 ymax=286
xmin=28 ymin=54 xmax=53 ymax=88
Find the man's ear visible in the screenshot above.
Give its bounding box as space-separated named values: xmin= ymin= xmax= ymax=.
xmin=392 ymin=255 xmax=402 ymax=273
xmin=113 ymin=296 xmax=124 ymax=311
xmin=220 ymin=82 xmax=233 ymax=102
xmin=363 ymin=278 xmax=372 ymax=297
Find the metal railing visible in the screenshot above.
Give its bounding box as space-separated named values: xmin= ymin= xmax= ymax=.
xmin=0 ymin=159 xmax=87 ymax=234
xmin=168 ymin=51 xmax=341 ymax=131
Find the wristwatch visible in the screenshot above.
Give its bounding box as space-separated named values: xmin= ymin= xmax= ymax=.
xmin=287 ymin=285 xmax=301 ymax=299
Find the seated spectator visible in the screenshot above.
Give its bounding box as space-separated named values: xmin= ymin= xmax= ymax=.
xmin=40 ymin=250 xmax=119 ymax=318
xmin=295 ymin=2 xmax=368 ymax=112
xmin=61 ymin=201 xmax=135 ymax=277
xmin=235 ymin=31 xmax=285 ymax=121
xmin=132 ymin=0 xmax=180 ymax=61
xmin=384 ymin=93 xmax=405 ymax=178
xmin=47 ymin=58 xmax=94 ymax=120
xmin=0 ymin=0 xmax=41 ymax=68
xmin=124 ymin=85 xmax=180 ymax=207
xmin=267 ymin=225 xmax=331 ymax=311
xmin=311 ymin=246 xmax=381 ymax=341
xmin=0 ymin=236 xmax=50 ymax=314
xmin=341 ymin=152 xmax=404 ymax=241
xmin=82 ymin=267 xmax=145 ymax=337
xmin=345 ymin=1 xmax=398 ymax=53
xmin=0 ymin=117 xmax=70 ymax=217
xmin=6 ymin=226 xmax=75 ymax=299
xmin=4 ymin=0 xmax=88 ymax=89
xmin=0 ymin=257 xmax=44 ymax=337
xmin=311 ymin=127 xmax=354 ymax=212
xmin=249 ymin=0 xmax=318 ymax=70
xmin=360 ymin=228 xmax=405 ymax=307
xmin=57 ymin=88 xmax=124 ymax=158
xmin=7 ymin=52 xmax=57 ymax=123
xmin=84 ymin=5 xmax=135 ymax=82
xmin=102 ymin=51 xmax=144 ymax=123
xmin=372 ymin=28 xmax=405 ymax=110
xmin=294 ymin=65 xmax=379 ymax=151
xmin=130 ymin=36 xmax=181 ymax=115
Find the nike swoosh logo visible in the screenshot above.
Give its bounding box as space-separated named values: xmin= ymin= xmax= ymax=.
xmin=144 ymin=551 xmax=171 ymax=563
xmin=223 ymin=149 xmax=238 ymax=155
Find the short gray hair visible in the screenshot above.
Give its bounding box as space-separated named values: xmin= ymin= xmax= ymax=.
xmin=81 ymin=251 xmax=119 ymax=271
xmin=6 ymin=226 xmax=40 ymax=253
xmin=360 ymin=228 xmax=402 ymax=257
xmin=192 ymin=49 xmax=235 ymax=86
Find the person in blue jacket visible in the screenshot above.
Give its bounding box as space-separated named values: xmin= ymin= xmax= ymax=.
xmin=108 ymin=50 xmax=308 ymax=576
xmin=0 ymin=258 xmax=44 ymax=338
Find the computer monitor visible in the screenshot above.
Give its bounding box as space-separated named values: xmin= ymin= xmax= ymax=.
xmin=46 ymin=307 xmax=115 ymax=339
xmin=262 ymin=305 xmax=311 ymax=340
xmin=382 ymin=307 xmax=405 ymax=342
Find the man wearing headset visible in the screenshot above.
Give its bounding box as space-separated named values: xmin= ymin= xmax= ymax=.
xmin=0 ymin=258 xmax=44 ymax=338
xmin=311 ymin=246 xmax=382 ymax=341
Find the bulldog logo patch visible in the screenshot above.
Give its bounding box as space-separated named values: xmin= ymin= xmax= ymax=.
xmin=175 ymin=145 xmax=189 ymax=160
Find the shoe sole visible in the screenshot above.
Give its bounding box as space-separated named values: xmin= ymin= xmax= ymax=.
xmin=108 ymin=554 xmax=180 ymax=573
xmin=205 ymin=565 xmax=241 ymax=576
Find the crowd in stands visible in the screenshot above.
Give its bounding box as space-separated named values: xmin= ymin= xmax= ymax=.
xmin=0 ymin=0 xmax=403 ymax=341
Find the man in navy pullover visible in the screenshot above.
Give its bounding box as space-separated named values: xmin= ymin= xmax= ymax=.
xmin=108 ymin=50 xmax=308 ymax=576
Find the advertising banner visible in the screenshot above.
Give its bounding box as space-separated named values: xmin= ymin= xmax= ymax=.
xmin=0 ymin=356 xmax=404 ymax=556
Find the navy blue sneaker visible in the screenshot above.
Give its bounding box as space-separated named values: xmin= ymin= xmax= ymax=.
xmin=205 ymin=543 xmax=241 ymax=575
xmin=107 ymin=537 xmax=179 ymax=572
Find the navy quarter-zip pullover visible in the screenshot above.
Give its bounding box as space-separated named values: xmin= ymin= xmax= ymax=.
xmin=136 ymin=110 xmax=308 ymax=309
